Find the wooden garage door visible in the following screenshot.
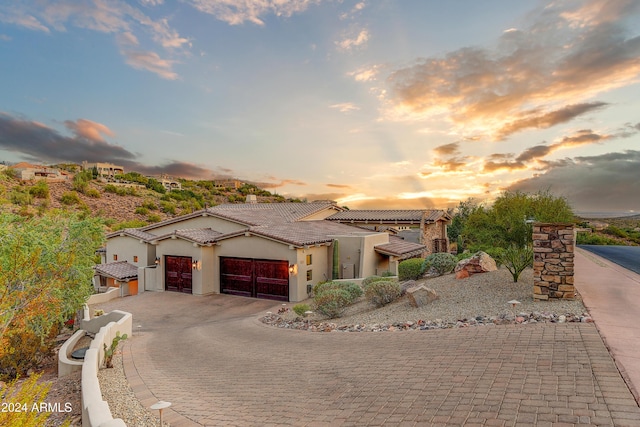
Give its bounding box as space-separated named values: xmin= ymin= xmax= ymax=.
xmin=165 ymin=256 xmax=193 ymax=294
xmin=220 ymin=257 xmax=289 ymax=301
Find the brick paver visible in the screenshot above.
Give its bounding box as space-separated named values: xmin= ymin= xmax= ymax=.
xmin=98 ymin=293 xmax=640 ymax=426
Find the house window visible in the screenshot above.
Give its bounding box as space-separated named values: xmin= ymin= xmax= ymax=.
xmin=307 ymin=269 xmax=313 ymax=281
xmin=306 ymin=254 xmax=312 ymax=265
xmin=113 ymin=254 xmax=118 ymax=261
xmin=133 ymin=256 xmax=138 ymax=263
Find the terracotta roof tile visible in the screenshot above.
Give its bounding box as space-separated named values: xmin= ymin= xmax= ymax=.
xmin=246 ymin=221 xmax=373 ymax=246
xmin=374 ymin=240 xmax=426 ymax=259
xmin=327 ymin=209 xmax=450 ymax=223
xmin=93 ymin=261 xmax=139 ymax=280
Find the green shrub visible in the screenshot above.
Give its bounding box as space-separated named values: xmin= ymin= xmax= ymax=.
xmin=314 ymin=288 xmax=352 ymax=318
xmin=313 ymin=281 xmax=362 ymax=303
xmin=498 ymin=244 xmax=533 ymax=282
xmin=135 ymin=206 xmax=149 ymax=215
xmin=421 ymin=252 xmax=457 ymax=276
xmin=147 ymin=214 xmax=161 ymax=223
xmin=111 ymin=219 xmax=148 ymax=231
xmin=364 ymin=280 xmax=402 ymax=307
xmin=160 ymin=201 xmax=176 ymax=215
xmin=60 ymin=191 xmax=81 ymax=205
xmin=380 ymin=270 xmax=395 ymax=277
xmin=293 ymin=303 xmax=311 ymax=316
xmin=10 ymin=189 xmax=32 ymax=206
xmin=85 ymin=188 xmax=101 ymax=198
xmin=456 ymin=252 xmax=473 ymax=262
xmin=362 ymin=275 xmax=397 ymax=287
xmin=398 ymin=258 xmax=424 ymax=281
xmin=142 ymin=200 xmax=158 ymax=210
xmin=28 ymin=181 xmax=49 ymax=198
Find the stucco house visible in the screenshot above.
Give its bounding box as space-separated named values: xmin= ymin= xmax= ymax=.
xmin=9 ymin=162 xmax=68 ymax=182
xmin=95 ymin=202 xmax=435 ymax=302
xmin=325 ymin=209 xmax=452 ymax=254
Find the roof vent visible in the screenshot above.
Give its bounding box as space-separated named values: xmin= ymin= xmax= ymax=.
xmin=245 ymin=195 xmax=257 ymax=204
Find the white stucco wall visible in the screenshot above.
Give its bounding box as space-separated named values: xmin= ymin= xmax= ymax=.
xmin=106 ymin=235 xmax=154 ymax=267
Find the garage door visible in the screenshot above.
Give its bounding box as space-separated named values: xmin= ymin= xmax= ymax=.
xmin=165 ymin=256 xmax=193 ymax=294
xmin=220 ymin=257 xmax=289 ymax=301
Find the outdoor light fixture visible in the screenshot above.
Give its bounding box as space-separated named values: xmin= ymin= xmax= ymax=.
xmin=155 ymin=257 xmax=160 ymax=265
xmin=288 ymin=264 xmax=298 ymax=275
xmin=192 ymin=260 xmax=199 ymax=270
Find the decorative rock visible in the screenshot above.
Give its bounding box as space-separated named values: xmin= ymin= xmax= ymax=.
xmin=400 ymin=280 xmax=417 ymax=295
xmin=454 ymin=251 xmax=497 ymax=276
xmin=406 ymin=285 xmax=439 ymax=307
xmin=455 ymin=269 xmax=470 ymax=279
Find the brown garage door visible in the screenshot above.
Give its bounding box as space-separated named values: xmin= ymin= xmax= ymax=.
xmin=220 ymin=257 xmax=289 ymax=301
xmin=165 ymin=256 xmax=193 ymax=294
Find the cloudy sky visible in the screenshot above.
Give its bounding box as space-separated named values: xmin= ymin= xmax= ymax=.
xmin=1 ymin=0 xmax=639 ymax=213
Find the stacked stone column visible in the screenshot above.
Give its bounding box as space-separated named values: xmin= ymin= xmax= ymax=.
xmin=533 ymin=223 xmax=575 ymax=300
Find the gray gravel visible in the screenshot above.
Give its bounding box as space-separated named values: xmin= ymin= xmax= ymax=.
xmin=269 ymin=267 xmax=589 ymax=330
xmin=98 ymin=344 xmax=169 ymax=427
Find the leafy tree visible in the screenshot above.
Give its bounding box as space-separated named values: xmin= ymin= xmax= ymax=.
xmin=447 ymin=198 xmax=478 ymax=251
xmin=0 ymin=211 xmax=104 ymax=379
xmin=461 ymin=190 xmax=573 ymax=281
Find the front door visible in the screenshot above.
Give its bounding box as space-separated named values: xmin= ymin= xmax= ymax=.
xmin=165 ymin=256 xmax=193 ymax=293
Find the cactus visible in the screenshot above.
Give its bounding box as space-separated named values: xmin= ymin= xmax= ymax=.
xmin=103 ymin=331 xmax=128 ymax=368
xmin=332 ymin=239 xmax=340 ymax=280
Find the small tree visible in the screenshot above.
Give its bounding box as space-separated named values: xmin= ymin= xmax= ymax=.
xmin=499 ymin=244 xmax=534 ymax=282
xmin=0 ymin=211 xmax=104 ymax=379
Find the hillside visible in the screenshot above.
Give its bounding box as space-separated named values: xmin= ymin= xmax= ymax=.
xmin=0 ymin=171 xmax=301 ymax=231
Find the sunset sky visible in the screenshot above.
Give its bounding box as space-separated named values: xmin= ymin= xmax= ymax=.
xmin=1 ymin=0 xmax=639 ymax=213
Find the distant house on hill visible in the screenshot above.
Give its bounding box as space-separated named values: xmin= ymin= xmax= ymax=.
xmin=213 ymin=179 xmax=244 ymax=189
xmin=95 ymin=201 xmax=430 ymax=302
xmin=153 ymin=174 xmax=182 ymax=191
xmin=9 ymin=162 xmax=68 ymax=182
xmin=82 ymin=161 xmax=124 ymax=178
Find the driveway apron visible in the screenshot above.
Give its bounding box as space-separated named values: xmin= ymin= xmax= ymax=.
xmin=99 ymin=291 xmax=640 ymax=426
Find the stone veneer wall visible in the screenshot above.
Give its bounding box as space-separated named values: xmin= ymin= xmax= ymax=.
xmin=533 ymin=223 xmax=575 ymax=300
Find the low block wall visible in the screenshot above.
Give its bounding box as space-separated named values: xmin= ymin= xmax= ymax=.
xmin=86 ymin=287 xmax=121 ymax=305
xmin=533 ymin=223 xmax=575 ymax=300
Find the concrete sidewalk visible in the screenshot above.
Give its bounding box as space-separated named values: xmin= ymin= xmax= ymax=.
xmin=575 ymin=247 xmax=640 ymax=404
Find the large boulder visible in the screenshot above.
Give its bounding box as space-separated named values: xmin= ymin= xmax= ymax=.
xmin=454 ymin=251 xmax=497 ymax=278
xmin=407 ymin=285 xmax=438 ymax=307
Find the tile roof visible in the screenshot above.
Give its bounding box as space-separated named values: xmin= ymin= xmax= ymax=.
xmin=327 ymin=209 xmax=450 ymax=223
xmin=107 ymin=228 xmax=157 ymax=241
xmin=374 ymin=239 xmax=427 ymax=259
xmin=93 ymin=261 xmax=139 ymax=280
xmin=245 ymin=221 xmax=375 ymax=246
xmin=174 ymin=228 xmax=224 ymax=244
xmin=206 ymin=202 xmax=340 ymax=225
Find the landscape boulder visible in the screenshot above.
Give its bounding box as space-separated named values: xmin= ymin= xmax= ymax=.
xmin=454 ymin=251 xmax=497 ymax=278
xmin=399 ymin=280 xmax=417 ymax=295
xmin=407 ymin=285 xmax=438 ymax=308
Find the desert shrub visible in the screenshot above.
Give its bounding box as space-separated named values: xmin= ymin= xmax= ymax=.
xmin=293 ymin=303 xmax=311 ymax=316
xmin=60 ymin=191 xmax=81 ymax=205
xmin=398 ymin=258 xmax=424 ymax=281
xmin=576 ymin=232 xmax=619 ymax=245
xmin=364 ymin=280 xmax=402 ymax=307
xmin=498 ymin=245 xmax=533 ymax=282
xmin=380 ymin=270 xmax=395 ymax=277
xmin=28 ymin=181 xmax=49 ymax=198
xmin=135 ymin=206 xmax=149 ymax=215
xmin=160 ymin=201 xmax=176 ymax=215
xmin=104 ymin=184 xmax=120 ymax=194
xmin=421 ymin=252 xmax=457 ymax=276
xmin=362 ymin=275 xmax=397 ymax=287
xmin=0 ymin=373 xmax=61 ymax=426
xmin=142 ymin=200 xmax=158 ymax=210
xmin=85 ymin=188 xmax=101 ymax=198
xmin=314 ymin=288 xmax=352 ymax=318
xmin=456 ymin=252 xmax=473 ymax=262
xmin=10 ymin=189 xmax=32 ymax=206
xmin=147 ymin=214 xmax=161 ymax=223
xmin=313 ymin=281 xmax=362 ymax=303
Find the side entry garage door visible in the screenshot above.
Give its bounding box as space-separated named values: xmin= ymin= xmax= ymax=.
xmin=165 ymin=256 xmax=193 ymax=294
xmin=220 ymin=257 xmax=289 ymax=301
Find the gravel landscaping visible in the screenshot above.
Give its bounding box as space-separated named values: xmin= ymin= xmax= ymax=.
xmin=261 ymin=267 xmax=590 ymax=332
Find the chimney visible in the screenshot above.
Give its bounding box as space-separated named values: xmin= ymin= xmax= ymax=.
xmin=245 ymin=195 xmax=257 ymax=204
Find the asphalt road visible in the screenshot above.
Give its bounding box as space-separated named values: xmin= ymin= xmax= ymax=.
xmin=578 ymin=245 xmax=640 ymax=274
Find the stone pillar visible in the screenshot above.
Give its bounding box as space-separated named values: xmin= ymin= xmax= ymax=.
xmin=532 ymin=223 xmax=575 ymax=301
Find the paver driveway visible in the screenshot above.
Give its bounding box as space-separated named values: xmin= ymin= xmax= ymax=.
xmin=97 ymin=293 xmax=640 ymax=426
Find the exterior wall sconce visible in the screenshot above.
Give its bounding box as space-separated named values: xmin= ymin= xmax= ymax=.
xmin=155 ymin=257 xmax=160 ymax=265
xmin=288 ymin=264 xmax=298 ymax=275
xmin=192 ymin=260 xmax=201 ymax=270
